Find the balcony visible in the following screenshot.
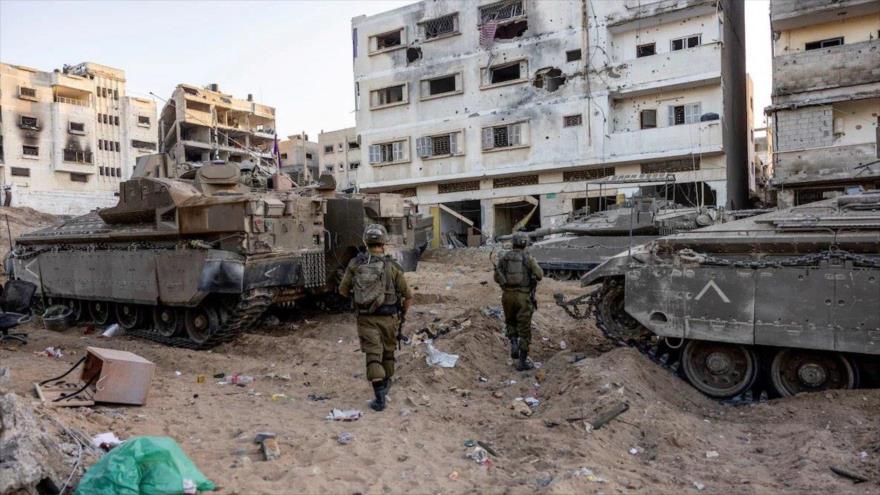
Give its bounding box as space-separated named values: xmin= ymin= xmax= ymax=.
xmin=54 ymin=95 xmax=90 ymax=107
xmin=771 ymin=0 xmax=880 ymax=31
xmin=605 ymin=120 xmax=722 ymax=162
xmin=772 ymin=39 xmax=880 ymax=97
xmin=608 ymin=0 xmax=717 ymax=31
xmin=63 ymin=149 xmax=93 ymax=164
xmin=604 ymin=42 xmax=721 ymax=97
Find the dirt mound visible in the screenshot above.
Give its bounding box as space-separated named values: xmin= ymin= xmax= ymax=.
xmin=0 ymin=206 xmax=62 ymax=264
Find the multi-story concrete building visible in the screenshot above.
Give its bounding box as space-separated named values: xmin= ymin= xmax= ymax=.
xmin=767 ymin=0 xmax=880 ymax=206
xmin=278 ymin=134 xmax=320 ymax=183
xmin=351 ymin=0 xmax=748 ymax=238
xmin=158 ymin=84 xmax=276 ymax=167
xmin=0 ymin=61 xmax=156 ymax=214
xmin=318 ymin=127 xmax=360 ymax=190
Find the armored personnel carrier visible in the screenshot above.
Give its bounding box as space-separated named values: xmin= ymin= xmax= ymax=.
xmin=10 ymin=158 xmax=424 ymax=349
xmin=557 ymin=191 xmax=880 ymax=398
xmin=522 ymin=197 xmax=718 ymax=280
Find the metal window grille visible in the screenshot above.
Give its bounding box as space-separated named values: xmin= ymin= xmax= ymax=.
xmin=563 ymin=115 xmax=583 ymax=127
xmin=563 ymin=167 xmax=615 ymax=182
xmin=438 ymin=180 xmax=480 ymax=194
xmin=424 ymin=14 xmax=456 ymax=39
xmin=480 ymin=0 xmax=524 ymax=25
xmin=22 ymin=146 xmax=38 ymax=157
xmin=493 ymin=174 xmax=538 ymax=188
xmin=63 ymin=149 xmax=92 ymax=163
xmin=493 ymin=126 xmax=510 ymax=148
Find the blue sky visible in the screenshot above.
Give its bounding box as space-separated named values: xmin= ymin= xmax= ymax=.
xmin=0 ymin=0 xmax=772 ymax=138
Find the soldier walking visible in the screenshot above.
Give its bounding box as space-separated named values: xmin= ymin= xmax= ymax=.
xmin=494 ymin=232 xmax=543 ymax=371
xmin=339 ymin=224 xmax=412 ymax=411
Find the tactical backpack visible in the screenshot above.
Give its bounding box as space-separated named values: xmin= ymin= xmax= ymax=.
xmin=498 ymin=250 xmax=533 ymax=290
xmin=352 ymin=253 xmax=397 ymax=313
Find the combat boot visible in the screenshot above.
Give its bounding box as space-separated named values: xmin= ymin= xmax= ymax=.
xmin=516 ymin=348 xmax=534 ymax=372
xmin=509 ymin=337 xmax=519 ymax=359
xmin=369 ymin=380 xmax=387 ymax=412
xmin=382 ymin=377 xmax=392 ymax=394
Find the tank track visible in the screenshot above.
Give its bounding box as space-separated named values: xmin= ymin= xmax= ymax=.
xmin=558 ymin=279 xmax=768 ymax=404
xmin=125 ymin=288 xmax=275 ymax=350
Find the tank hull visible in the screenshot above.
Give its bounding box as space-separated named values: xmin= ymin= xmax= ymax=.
xmin=530 ymin=234 xmax=657 ymax=278
xmin=558 ymin=192 xmax=880 ymax=399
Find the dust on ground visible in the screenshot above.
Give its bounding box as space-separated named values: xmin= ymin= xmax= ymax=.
xmin=1 ymin=247 xmax=878 ymax=494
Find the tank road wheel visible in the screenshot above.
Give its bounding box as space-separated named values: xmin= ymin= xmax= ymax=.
xmin=88 ymin=300 xmax=113 ymax=326
xmin=185 ymin=306 xmax=221 ymax=346
xmin=556 ymin=270 xmax=573 ymax=281
xmin=770 ymin=349 xmax=857 ymax=397
xmin=681 ymin=340 xmax=758 ymax=399
xmin=152 ymin=306 xmax=183 ymax=337
xmin=115 ymin=304 xmax=145 ymax=330
xmin=596 ymin=279 xmax=649 ymax=344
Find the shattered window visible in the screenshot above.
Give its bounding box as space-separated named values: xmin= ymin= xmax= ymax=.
xmin=563 ymin=115 xmax=582 ymax=127
xmin=637 ymin=43 xmax=656 ymax=58
xmin=22 ymin=146 xmax=38 ymax=157
xmin=19 ymin=116 xmax=38 ymax=129
xmin=428 ymin=75 xmax=457 ymax=95
xmin=490 ymin=62 xmax=521 ymax=84
xmin=671 ymin=35 xmax=701 ymax=51
xmin=566 ymin=49 xmax=581 ymax=62
xmin=374 ymin=30 xmax=402 ymax=50
xmin=372 ymin=84 xmax=406 ymax=107
xmin=493 ymin=126 xmax=509 ymax=148
xmin=805 ymin=37 xmax=843 ymax=50
xmin=68 ymin=122 xmax=85 ymax=134
xmin=423 ymin=13 xmax=457 ymax=39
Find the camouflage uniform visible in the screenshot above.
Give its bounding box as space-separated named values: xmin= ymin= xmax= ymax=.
xmin=496 ymin=253 xmax=543 ymax=353
xmin=339 ymin=255 xmax=412 ymax=382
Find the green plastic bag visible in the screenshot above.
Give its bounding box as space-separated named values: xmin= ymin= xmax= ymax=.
xmin=75 ymin=436 xmax=216 ymax=495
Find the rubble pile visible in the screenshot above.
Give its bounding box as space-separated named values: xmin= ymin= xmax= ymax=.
xmin=0 ymin=393 xmax=99 ymax=494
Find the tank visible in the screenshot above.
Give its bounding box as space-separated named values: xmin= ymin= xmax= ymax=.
xmin=556 ymin=190 xmax=880 ymax=399
xmin=519 ymin=197 xmax=720 ymax=280
xmin=10 ymin=158 xmax=424 ymax=349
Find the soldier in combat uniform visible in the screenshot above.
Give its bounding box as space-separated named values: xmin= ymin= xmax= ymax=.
xmin=339 ymin=224 xmax=412 ymax=411
xmin=494 ymin=232 xmax=543 ymax=371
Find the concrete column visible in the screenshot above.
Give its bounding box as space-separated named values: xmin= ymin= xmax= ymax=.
xmin=480 ymin=199 xmax=495 ymax=239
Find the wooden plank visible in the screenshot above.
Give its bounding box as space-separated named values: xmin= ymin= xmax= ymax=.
xmin=438 ymin=204 xmax=474 ymax=227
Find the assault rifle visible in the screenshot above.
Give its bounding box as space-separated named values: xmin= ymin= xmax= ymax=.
xmin=396 ymin=304 xmax=409 ymax=350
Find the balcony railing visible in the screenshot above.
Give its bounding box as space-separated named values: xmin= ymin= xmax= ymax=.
xmin=55 ymin=95 xmax=90 ymax=107
xmin=607 ymin=120 xmax=722 ymax=159
xmin=606 ymin=42 xmax=721 ymax=95
xmin=63 ymin=149 xmax=93 ymax=164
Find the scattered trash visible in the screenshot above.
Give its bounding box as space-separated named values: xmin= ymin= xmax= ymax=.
xmin=476 ymin=441 xmax=499 ymax=457
xmin=536 ymin=472 xmax=554 ymax=488
xmin=75 ymin=436 xmax=215 ymax=494
xmin=337 ymin=432 xmax=354 ymax=445
xmin=308 ymin=393 xmax=331 ymax=401
xmin=858 ymin=451 xmax=868 ymax=462
xmin=264 ymin=372 xmax=292 ymax=381
xmin=448 ymin=471 xmax=460 ymax=481
xmin=219 ymin=373 xmax=255 ymax=386
xmin=466 ymin=446 xmax=490 ymax=465
xmin=559 ymin=340 xmax=567 ymax=350
xmin=478 ymin=376 xmax=489 ymax=383
xmin=463 ymin=439 xmax=476 ymax=448
xmin=0 ymin=367 xmax=11 ymax=391
xmin=568 ymin=402 xmax=629 ymax=431
xmin=174 ymin=371 xmax=182 ymax=377
xmin=830 ymin=466 xmax=869 ymax=484
xmin=571 ymin=355 xmax=587 ymax=364
xmin=35 ymin=347 xmax=155 ymax=407
xmin=91 ymin=432 xmax=123 ymax=451
xmin=629 ymin=447 xmax=640 ymax=455
xmin=492 ymin=391 xmax=503 ymax=399
xmin=262 ymin=315 xmax=281 ymax=327
xmin=42 ymin=305 xmax=73 ymax=332
xmin=570 ymin=467 xmax=605 ymax=482
xmin=481 ymin=306 xmax=503 ymax=319
xmin=705 ymin=450 xmax=719 ymax=459
xmin=326 ymin=409 xmax=362 ymax=421
xmin=100 ymin=323 xmax=122 ymax=338
xmin=505 ymin=379 xmax=517 ymax=386
xmin=510 ymin=399 xmax=532 ymax=417
xmin=35 ymin=346 xmax=64 ymax=358
xmin=524 ymin=396 xmax=540 ymax=408
xmin=693 ymin=481 xmax=706 ymax=491
xmin=254 ymin=432 xmax=280 ymax=461
xmin=213 ymin=373 xmax=226 ymax=379
xmin=271 ymin=393 xmax=287 ymax=401
xmin=424 ymin=342 xmax=459 ymax=368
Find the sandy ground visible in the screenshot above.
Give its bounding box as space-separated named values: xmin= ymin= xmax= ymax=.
xmin=1 ymin=248 xmax=879 ymax=494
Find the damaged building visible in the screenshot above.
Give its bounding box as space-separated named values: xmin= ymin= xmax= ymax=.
xmin=0 ymin=61 xmax=157 ymax=215
xmin=318 ymin=127 xmax=361 ymax=191
xmin=278 ymin=134 xmax=320 ymax=184
xmin=158 ymin=84 xmax=276 ymax=167
xmin=351 ymin=0 xmax=749 ymax=240
xmin=767 ymin=0 xmax=880 ymax=207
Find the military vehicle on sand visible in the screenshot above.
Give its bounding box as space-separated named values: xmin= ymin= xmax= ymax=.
xmin=557 ymin=191 xmax=880 ymax=398
xmin=11 ymin=157 xmax=426 ymax=349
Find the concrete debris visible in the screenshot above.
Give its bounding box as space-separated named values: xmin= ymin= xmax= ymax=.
xmin=0 ymin=393 xmax=99 ymax=494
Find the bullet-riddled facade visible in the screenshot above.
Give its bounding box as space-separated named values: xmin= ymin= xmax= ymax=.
xmin=318 ymin=127 xmax=360 ymax=191
xmin=352 ymin=0 xmax=748 ymax=238
xmin=0 ymin=61 xmax=156 ymax=215
xmin=767 ymin=0 xmax=880 ymax=206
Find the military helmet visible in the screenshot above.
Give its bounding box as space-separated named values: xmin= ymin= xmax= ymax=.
xmin=363 ymin=224 xmax=388 ymax=246
xmin=512 ymin=232 xmax=529 ymax=249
